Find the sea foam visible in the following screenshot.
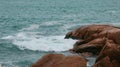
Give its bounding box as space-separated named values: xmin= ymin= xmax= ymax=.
xmin=2 ymin=32 xmax=76 ymax=52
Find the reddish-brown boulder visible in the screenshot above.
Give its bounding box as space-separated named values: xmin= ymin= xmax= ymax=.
xmin=93 ymin=56 xmax=120 ymax=67
xmin=98 ymin=28 xmax=120 ymax=44
xmin=68 ymin=25 xmax=120 ymax=54
xmin=94 ymin=40 xmax=120 ymax=67
xmin=65 ymin=25 xmax=117 ymax=40
xmin=95 ymin=40 xmax=120 ymax=62
xmin=31 ymin=54 xmax=88 ymax=67
xmin=71 ymin=38 xmax=107 ymax=54
xmin=81 ymin=27 xmax=120 ymax=45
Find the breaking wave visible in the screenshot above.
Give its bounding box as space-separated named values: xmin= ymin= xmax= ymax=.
xmin=2 ymin=32 xmax=76 ymax=52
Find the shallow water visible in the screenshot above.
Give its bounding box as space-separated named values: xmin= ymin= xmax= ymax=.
xmin=0 ymin=0 xmax=120 ymax=67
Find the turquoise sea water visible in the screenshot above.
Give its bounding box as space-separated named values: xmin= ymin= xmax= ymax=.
xmin=0 ymin=0 xmax=120 ymax=67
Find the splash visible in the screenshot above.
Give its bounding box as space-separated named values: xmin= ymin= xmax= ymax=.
xmin=2 ymin=32 xmax=76 ymax=52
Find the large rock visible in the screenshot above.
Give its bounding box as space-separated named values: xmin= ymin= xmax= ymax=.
xmin=64 ymin=24 xmax=120 ymax=67
xmin=65 ymin=25 xmax=117 ymax=40
xmin=72 ymin=38 xmax=107 ymax=54
xmin=94 ymin=56 xmax=120 ymax=67
xmin=93 ymin=40 xmax=120 ymax=67
xmin=78 ymin=27 xmax=120 ymax=45
xmin=31 ymin=54 xmax=87 ymax=67
xmin=98 ymin=28 xmax=120 ymax=44
xmin=95 ymin=40 xmax=120 ymax=62
xmin=67 ymin=25 xmax=120 ymax=54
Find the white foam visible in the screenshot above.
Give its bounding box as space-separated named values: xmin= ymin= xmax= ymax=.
xmin=105 ymin=10 xmax=117 ymax=14
xmin=2 ymin=32 xmax=76 ymax=52
xmin=86 ymin=57 xmax=96 ymax=67
xmin=21 ymin=24 xmax=40 ymax=31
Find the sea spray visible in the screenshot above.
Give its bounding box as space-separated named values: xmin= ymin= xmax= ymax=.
xmin=2 ymin=32 xmax=76 ymax=52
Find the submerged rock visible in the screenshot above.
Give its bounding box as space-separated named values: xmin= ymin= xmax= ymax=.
xmin=31 ymin=54 xmax=87 ymax=67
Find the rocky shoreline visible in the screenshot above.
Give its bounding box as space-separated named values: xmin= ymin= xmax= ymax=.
xmin=31 ymin=24 xmax=120 ymax=67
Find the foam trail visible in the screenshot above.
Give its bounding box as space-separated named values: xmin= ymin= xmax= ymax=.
xmin=21 ymin=24 xmax=40 ymax=31
xmin=2 ymin=32 xmax=76 ymax=52
xmin=41 ymin=21 xmax=62 ymax=26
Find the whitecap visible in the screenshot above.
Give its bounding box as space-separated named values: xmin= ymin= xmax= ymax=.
xmin=41 ymin=21 xmax=62 ymax=26
xmin=21 ymin=24 xmax=40 ymax=31
xmin=2 ymin=32 xmax=76 ymax=52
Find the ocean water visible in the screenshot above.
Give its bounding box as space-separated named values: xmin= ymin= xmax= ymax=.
xmin=0 ymin=0 xmax=120 ymax=67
